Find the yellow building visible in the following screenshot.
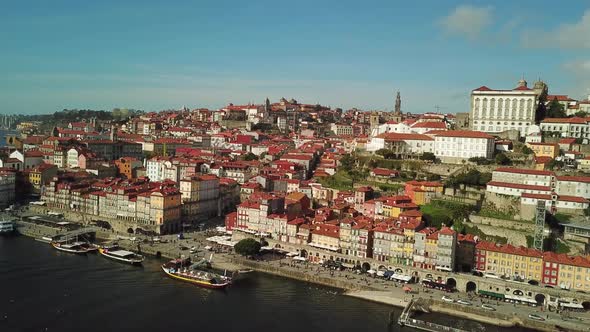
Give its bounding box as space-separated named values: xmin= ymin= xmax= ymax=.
xmin=475 ymin=242 xmax=543 ymax=281
xmin=526 ymin=142 xmax=559 ymax=159
xmin=27 ymin=163 xmax=57 ymax=194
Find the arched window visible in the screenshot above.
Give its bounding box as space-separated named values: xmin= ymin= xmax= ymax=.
xmin=498 ymin=98 xmax=503 ymax=118
xmin=482 ymin=98 xmax=488 ymax=118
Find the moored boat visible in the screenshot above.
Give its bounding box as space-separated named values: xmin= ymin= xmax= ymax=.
xmin=0 ymin=219 xmax=15 ymax=235
xmin=51 ymin=241 xmax=98 ymax=254
xmin=98 ymin=245 xmax=144 ymax=265
xmin=161 ymin=259 xmax=230 ymax=289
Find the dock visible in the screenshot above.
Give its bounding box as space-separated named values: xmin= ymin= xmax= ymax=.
xmin=397 ymin=298 xmax=469 ymax=332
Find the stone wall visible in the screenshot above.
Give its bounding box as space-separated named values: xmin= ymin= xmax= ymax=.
xmin=464 ymin=222 xmax=527 ymax=246
xmin=468 ymin=215 xmax=535 ymax=233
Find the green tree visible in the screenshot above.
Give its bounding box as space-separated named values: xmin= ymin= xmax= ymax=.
xmin=242 ymin=152 xmax=258 ymax=161
xmin=574 ymin=111 xmax=588 ymax=118
xmin=339 ymin=154 xmax=355 ymax=172
xmin=521 ymin=145 xmax=533 ymax=155
xmin=495 ymin=153 xmax=511 ymax=165
xmin=547 ymin=98 xmax=566 ymax=118
xmin=234 ymin=238 xmax=261 ymax=256
xmin=420 ymin=152 xmax=436 ymax=161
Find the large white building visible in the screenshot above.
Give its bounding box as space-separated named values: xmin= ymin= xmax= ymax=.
xmin=470 ymin=79 xmax=544 ymax=137
xmin=540 ymin=117 xmax=590 ymax=140
xmin=432 ymin=130 xmax=495 ymax=162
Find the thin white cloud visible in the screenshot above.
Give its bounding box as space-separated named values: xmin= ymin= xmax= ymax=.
xmin=563 ymin=59 xmax=590 ymax=72
xmin=439 ymin=5 xmax=493 ymax=40
xmin=522 ymin=10 xmax=590 ymax=49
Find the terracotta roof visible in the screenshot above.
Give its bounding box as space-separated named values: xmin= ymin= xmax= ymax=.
xmin=476 ymin=241 xmax=542 ymax=258
xmin=411 ymin=122 xmax=447 ymax=129
xmin=494 ymin=167 xmax=554 ymax=176
xmin=375 ymin=133 xmax=434 ymax=141
xmin=432 ymin=130 xmax=494 ymax=139
xmin=487 ymin=181 xmax=552 ymax=191
xmin=473 ymin=86 xmax=492 ymax=91
xmin=556 ymin=176 xmax=590 ymax=183
xmin=541 ymin=117 xmax=588 ymax=124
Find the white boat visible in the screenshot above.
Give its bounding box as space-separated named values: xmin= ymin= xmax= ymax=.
xmin=528 ymin=314 xmax=545 ymax=321
xmin=51 ymin=241 xmax=98 ymax=254
xmin=481 ymin=304 xmax=496 ymax=311
xmin=457 ymin=299 xmax=472 ymax=306
xmin=0 ymin=219 xmax=15 ymax=234
xmin=99 ymin=246 xmax=144 ymax=265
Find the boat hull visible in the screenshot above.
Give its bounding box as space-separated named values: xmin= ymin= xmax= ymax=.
xmin=98 ymin=248 xmax=144 ymax=265
xmin=51 ymin=242 xmax=97 ymax=254
xmin=161 ymin=266 xmax=229 ymax=289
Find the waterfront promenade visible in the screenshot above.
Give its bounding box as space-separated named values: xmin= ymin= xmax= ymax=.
xmin=10 ymin=214 xmax=590 ymax=332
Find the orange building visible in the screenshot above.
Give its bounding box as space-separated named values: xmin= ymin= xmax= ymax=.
xmin=404 ymin=180 xmax=443 ymax=205
xmin=115 ymin=157 xmax=143 ymax=179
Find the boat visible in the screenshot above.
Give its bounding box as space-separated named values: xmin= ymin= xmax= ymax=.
xmin=0 ymin=219 xmax=15 ymax=234
xmin=481 ymin=304 xmax=496 ymax=311
xmin=161 ymin=259 xmax=230 ymax=289
xmin=99 ymin=245 xmax=144 ymax=265
xmin=51 ymin=241 xmax=98 ymax=254
xmin=528 ymin=313 xmax=545 ymax=321
xmin=457 ymin=299 xmax=472 ymax=306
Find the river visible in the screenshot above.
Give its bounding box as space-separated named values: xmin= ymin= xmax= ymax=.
xmin=0 ymin=236 xmax=532 ymax=332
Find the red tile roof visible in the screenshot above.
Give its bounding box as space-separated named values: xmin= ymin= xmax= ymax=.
xmin=494 ymin=167 xmax=554 ymax=176
xmin=476 ymin=241 xmax=542 ymax=258
xmin=556 ymin=176 xmax=590 ymax=183
xmin=541 ymin=117 xmax=588 ymax=124
xmin=432 ymin=130 xmax=494 ymax=139
xmin=487 ymin=181 xmax=552 ymax=192
xmin=411 ymin=122 xmax=447 ymax=129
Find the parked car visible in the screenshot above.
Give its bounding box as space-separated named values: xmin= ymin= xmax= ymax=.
xmin=441 ymin=296 xmax=454 ymax=303
xmin=528 ymin=314 xmax=545 ymax=321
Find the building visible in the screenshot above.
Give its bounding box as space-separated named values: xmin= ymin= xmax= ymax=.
xmin=432 ymin=130 xmax=495 ymax=162
xmin=0 ymin=168 xmax=16 ymax=208
xmin=526 ymin=142 xmax=560 ymax=159
xmin=404 ymin=181 xmax=443 ymax=205
xmin=475 ymin=241 xmax=543 ymax=282
xmin=540 ymin=117 xmax=590 ymax=140
xmin=470 ymin=79 xmax=543 ymax=136
xmin=542 ymin=252 xmax=590 ymax=291
xmin=179 ymin=174 xmax=220 ymax=222
xmin=28 ymin=163 xmax=58 ymax=194
xmin=115 ymin=157 xmax=143 ymax=179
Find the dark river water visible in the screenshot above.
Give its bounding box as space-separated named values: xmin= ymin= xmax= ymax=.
xmin=0 ymin=236 xmax=531 ymax=332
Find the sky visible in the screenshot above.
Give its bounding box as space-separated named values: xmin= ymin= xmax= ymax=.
xmin=1 ymin=0 xmax=590 ymax=115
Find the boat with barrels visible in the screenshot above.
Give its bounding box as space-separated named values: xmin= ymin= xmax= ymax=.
xmin=51 ymin=240 xmax=98 ymax=254
xmin=161 ymin=258 xmax=230 ymax=289
xmin=99 ymin=245 xmax=144 ymax=265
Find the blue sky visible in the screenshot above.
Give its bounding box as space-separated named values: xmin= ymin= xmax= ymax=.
xmin=1 ymin=0 xmax=589 ymax=114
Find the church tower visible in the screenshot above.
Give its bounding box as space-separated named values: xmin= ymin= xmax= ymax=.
xmin=395 ymin=91 xmax=401 ymax=114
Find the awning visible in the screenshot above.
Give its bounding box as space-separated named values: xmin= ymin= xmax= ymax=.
xmin=505 ymin=294 xmax=536 ymax=304
xmin=308 ymin=242 xmax=339 ymax=251
xmin=342 ymin=263 xmax=355 ymax=269
xmin=293 ymin=256 xmax=307 ymax=261
xmin=286 ymin=252 xmax=299 ymax=257
xmin=391 ymin=273 xmax=413 ymax=282
xmin=478 ymin=290 xmax=505 ymax=299
xmin=560 ymin=302 xmax=584 ymax=309
xmin=260 ymin=246 xmax=274 ymax=251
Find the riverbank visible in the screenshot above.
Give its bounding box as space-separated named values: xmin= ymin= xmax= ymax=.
xmin=13 ymin=219 xmax=586 ymax=332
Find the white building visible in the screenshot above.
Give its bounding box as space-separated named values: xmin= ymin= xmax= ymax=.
xmin=540 ymin=117 xmax=590 ymax=140
xmin=470 ymin=79 xmax=543 ymax=137
xmin=366 ymin=133 xmax=434 ymax=155
xmin=432 ymin=130 xmax=495 ymax=162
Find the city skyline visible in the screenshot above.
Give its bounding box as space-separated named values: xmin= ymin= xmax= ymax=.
xmin=1 ymin=1 xmax=589 ymax=114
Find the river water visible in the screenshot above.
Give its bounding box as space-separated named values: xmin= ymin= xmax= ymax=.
xmin=0 ymin=237 xmax=532 ymax=332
